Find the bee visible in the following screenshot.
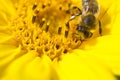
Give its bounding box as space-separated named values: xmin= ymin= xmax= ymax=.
xmin=67 ymin=0 xmax=101 ymax=40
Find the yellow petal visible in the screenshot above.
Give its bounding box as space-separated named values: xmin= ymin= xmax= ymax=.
xmin=78 ymin=35 xmax=120 ymax=75
xmin=0 ymin=12 xmax=8 ymax=26
xmin=0 ymin=51 xmax=37 ymax=80
xmin=98 ymin=0 xmax=120 ymax=35
xmin=0 ymin=51 xmax=57 ymax=80
xmin=53 ymin=53 xmax=116 ymax=80
xmin=0 ymin=44 xmax=18 ymax=59
xmin=0 ymin=45 xmax=21 ymax=77
xmin=20 ymin=55 xmax=52 ymax=80
xmin=0 ymin=32 xmax=13 ymax=43
xmin=0 ymin=0 xmax=16 ymax=17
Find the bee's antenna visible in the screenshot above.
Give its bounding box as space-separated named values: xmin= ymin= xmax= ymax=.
xmin=99 ymin=6 xmax=111 ymax=20
xmin=98 ymin=5 xmax=111 ymax=36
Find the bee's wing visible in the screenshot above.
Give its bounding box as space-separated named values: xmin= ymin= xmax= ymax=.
xmin=82 ymin=0 xmax=100 ymax=15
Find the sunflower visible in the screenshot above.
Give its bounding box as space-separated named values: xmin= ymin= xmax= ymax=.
xmin=0 ymin=0 xmax=120 ymax=80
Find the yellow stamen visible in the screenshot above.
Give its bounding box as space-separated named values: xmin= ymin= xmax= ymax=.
xmin=9 ymin=0 xmax=84 ymax=60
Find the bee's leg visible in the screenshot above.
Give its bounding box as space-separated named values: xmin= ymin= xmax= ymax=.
xmin=66 ymin=7 xmax=82 ymax=29
xmin=84 ymin=31 xmax=93 ymax=38
xmin=69 ymin=6 xmax=82 ymax=21
xmin=98 ymin=20 xmax=102 ymax=36
xmin=72 ymin=6 xmax=82 ymax=15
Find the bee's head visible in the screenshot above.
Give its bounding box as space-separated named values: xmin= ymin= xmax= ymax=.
xmin=82 ymin=14 xmax=96 ymax=29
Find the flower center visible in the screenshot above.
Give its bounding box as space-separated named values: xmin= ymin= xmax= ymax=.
xmin=10 ymin=0 xmax=83 ymax=60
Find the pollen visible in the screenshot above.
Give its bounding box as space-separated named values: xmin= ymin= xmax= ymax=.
xmin=9 ymin=0 xmax=82 ymax=60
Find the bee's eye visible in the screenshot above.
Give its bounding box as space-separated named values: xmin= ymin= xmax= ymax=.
xmin=82 ymin=15 xmax=96 ymax=27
